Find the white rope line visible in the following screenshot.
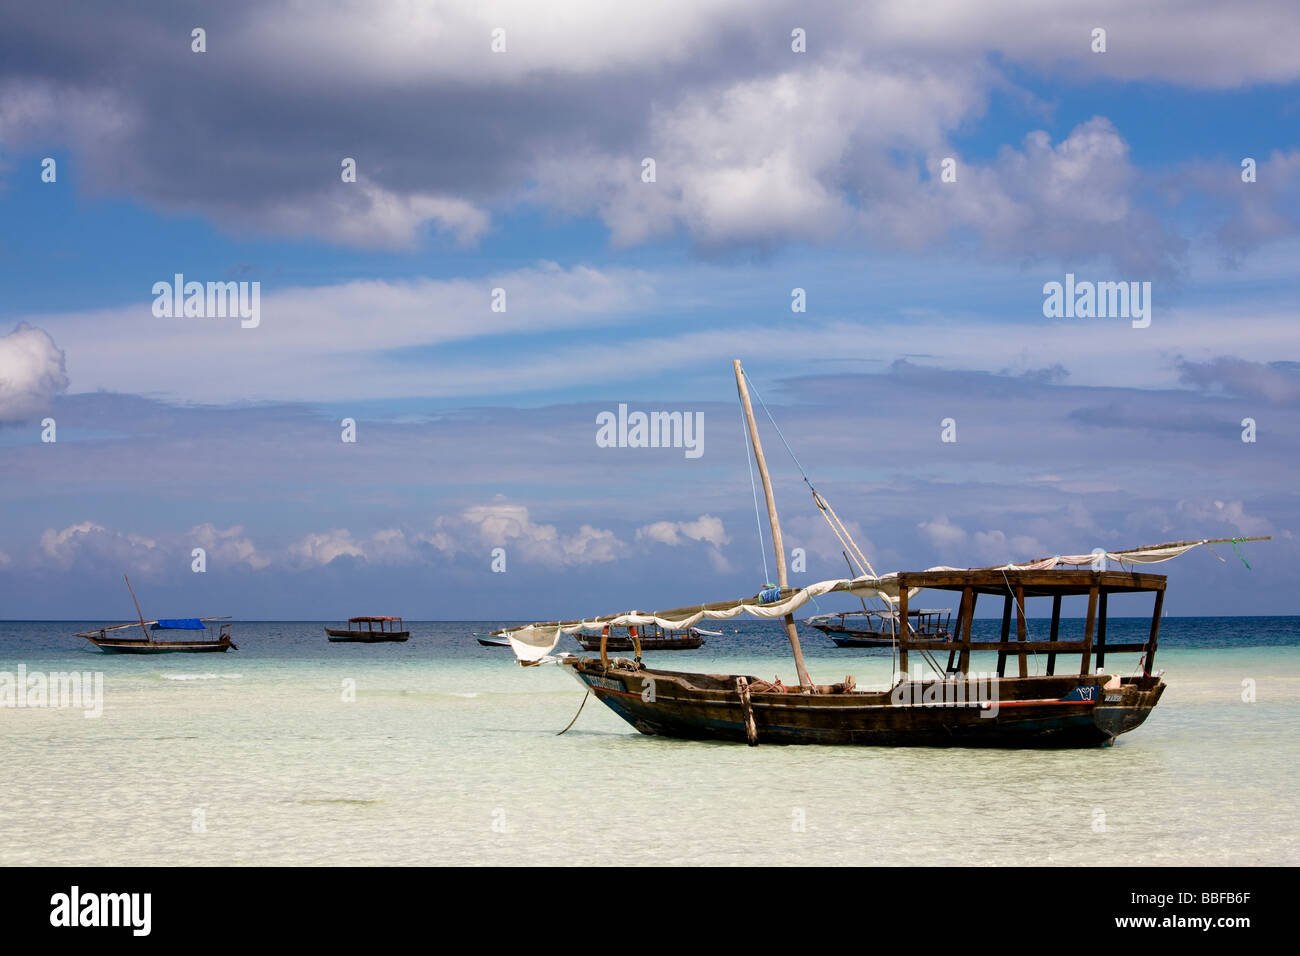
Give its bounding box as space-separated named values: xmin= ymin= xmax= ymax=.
xmin=816 ymin=491 xmax=877 ymax=579
xmin=1000 ymin=568 xmax=1042 ymax=674
xmin=742 ymin=369 xmax=879 ymax=581
xmin=739 ymin=401 xmax=770 ymax=586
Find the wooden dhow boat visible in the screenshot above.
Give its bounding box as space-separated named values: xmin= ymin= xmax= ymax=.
xmin=493 ymin=360 xmax=1269 ymax=748
xmin=78 ymin=576 xmax=237 ymax=653
xmin=575 ymin=623 xmax=715 ymax=652
xmin=325 ymin=616 xmax=410 ymax=643
xmin=804 ymin=608 xmax=952 ymax=648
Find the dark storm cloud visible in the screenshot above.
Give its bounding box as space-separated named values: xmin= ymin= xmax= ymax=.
xmin=0 ymin=1 xmax=760 ymax=237
xmin=5 ymin=1 xmax=1298 ymax=261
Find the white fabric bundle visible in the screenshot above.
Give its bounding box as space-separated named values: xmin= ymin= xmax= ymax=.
xmin=502 ymin=542 xmax=1211 ymax=663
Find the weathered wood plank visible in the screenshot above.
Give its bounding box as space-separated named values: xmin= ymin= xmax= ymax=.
xmin=996 ymin=594 xmax=1012 ymax=678
xmin=958 ymin=586 xmax=975 ymax=673
xmin=1080 ymin=581 xmax=1099 ymax=676
xmin=1146 ymin=588 xmax=1165 ymax=674
xmin=1046 ymin=593 xmax=1062 ymax=676
xmin=1096 ymin=591 xmax=1109 ymax=671
xmin=1015 ymin=583 xmax=1028 ymax=678
xmin=897 ymin=575 xmax=909 ymax=675
xmin=736 ymin=676 xmax=759 ymax=746
xmin=900 ymin=639 xmax=1147 ymax=653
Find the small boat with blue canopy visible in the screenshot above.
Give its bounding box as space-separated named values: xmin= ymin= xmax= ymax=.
xmin=77 ymin=576 xmax=236 ymax=653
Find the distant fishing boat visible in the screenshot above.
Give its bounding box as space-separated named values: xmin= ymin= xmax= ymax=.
xmin=77 ymin=576 xmax=237 ymax=653
xmin=804 ymin=608 xmax=952 ymax=647
xmin=480 ymin=624 xmax=715 ymax=650
xmin=575 ymin=624 xmax=715 ymax=652
xmin=325 ymin=616 xmax=409 ymax=643
xmin=494 ymin=360 xmax=1271 ymax=748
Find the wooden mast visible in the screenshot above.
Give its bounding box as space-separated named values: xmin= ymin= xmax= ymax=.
xmin=124 ymin=574 xmax=151 ymax=643
xmin=733 ymin=359 xmax=813 ymax=691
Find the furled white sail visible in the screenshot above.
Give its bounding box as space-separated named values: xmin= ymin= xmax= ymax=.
xmin=506 ymin=625 xmax=564 ymax=663
xmin=497 ymin=537 xmax=1261 ymax=662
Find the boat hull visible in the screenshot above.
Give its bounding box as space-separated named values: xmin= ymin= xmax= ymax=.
xmin=810 ymin=626 xmax=945 ymax=649
xmin=827 ymin=635 xmax=894 ymax=648
xmin=565 ymin=661 xmax=1164 ymax=748
xmin=87 ymin=639 xmax=233 ymax=654
xmin=325 ymin=628 xmax=409 ymax=643
xmin=576 ymin=636 xmax=704 ymax=651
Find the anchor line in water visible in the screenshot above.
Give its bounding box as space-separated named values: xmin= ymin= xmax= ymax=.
xmin=557 ymin=690 xmax=591 ymax=736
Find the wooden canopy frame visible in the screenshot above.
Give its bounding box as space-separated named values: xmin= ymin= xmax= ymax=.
xmin=894 ymin=569 xmax=1165 ymax=679
xmin=345 ymin=616 xmax=404 ymax=630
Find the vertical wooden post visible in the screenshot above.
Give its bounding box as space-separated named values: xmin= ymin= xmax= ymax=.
xmin=1046 ymin=593 xmax=1061 ymax=676
xmin=1080 ymin=580 xmax=1099 ymax=676
xmin=1146 ymin=587 xmax=1164 ymax=675
xmin=733 ymin=360 xmax=812 ymax=690
xmin=736 ymin=677 xmax=759 ymax=746
xmin=897 ymin=576 xmax=909 ymax=678
xmin=946 ymin=588 xmax=967 ymax=673
xmin=1014 ymin=583 xmax=1028 ymax=678
xmin=1095 ymin=591 xmax=1108 ymax=671
xmin=958 ymin=588 xmax=976 ymax=673
xmin=996 ymin=594 xmax=1012 ymax=677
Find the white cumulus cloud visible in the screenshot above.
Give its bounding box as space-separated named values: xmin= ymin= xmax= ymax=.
xmin=0 ymin=323 xmax=69 ymax=423
xmin=635 ymin=515 xmax=729 ymax=548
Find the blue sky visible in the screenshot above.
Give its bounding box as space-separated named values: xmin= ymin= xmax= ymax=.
xmin=1 ymin=1 xmax=1297 ymax=619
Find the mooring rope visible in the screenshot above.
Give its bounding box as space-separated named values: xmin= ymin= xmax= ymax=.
xmin=556 ymin=690 xmax=590 ymax=735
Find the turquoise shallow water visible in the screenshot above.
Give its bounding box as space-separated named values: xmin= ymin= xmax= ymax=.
xmin=1 ymin=618 xmax=1297 ymax=865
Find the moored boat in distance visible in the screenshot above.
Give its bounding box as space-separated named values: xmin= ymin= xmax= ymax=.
xmin=79 ymin=618 xmax=237 ymax=653
xmin=805 ymin=608 xmax=952 ymax=647
xmin=575 ymin=623 xmax=715 ymax=652
xmin=78 ymin=575 xmax=237 ymax=653
xmin=325 ymin=616 xmax=409 ymax=643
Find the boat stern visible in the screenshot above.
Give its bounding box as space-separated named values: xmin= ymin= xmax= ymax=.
xmin=1091 ymin=673 xmax=1167 ymax=741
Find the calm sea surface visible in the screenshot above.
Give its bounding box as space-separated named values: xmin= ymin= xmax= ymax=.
xmin=2 ymin=617 xmax=1297 ymax=866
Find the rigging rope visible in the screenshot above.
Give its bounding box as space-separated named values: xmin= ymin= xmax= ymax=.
xmin=1000 ymin=567 xmax=1042 ymax=675
xmin=739 ymin=401 xmax=771 ymax=586
xmin=743 ymin=373 xmax=812 ymax=481
xmin=742 ymin=371 xmax=879 ymax=579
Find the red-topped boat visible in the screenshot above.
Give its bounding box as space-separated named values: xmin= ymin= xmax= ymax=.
xmin=325 ymin=616 xmax=410 ymax=643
